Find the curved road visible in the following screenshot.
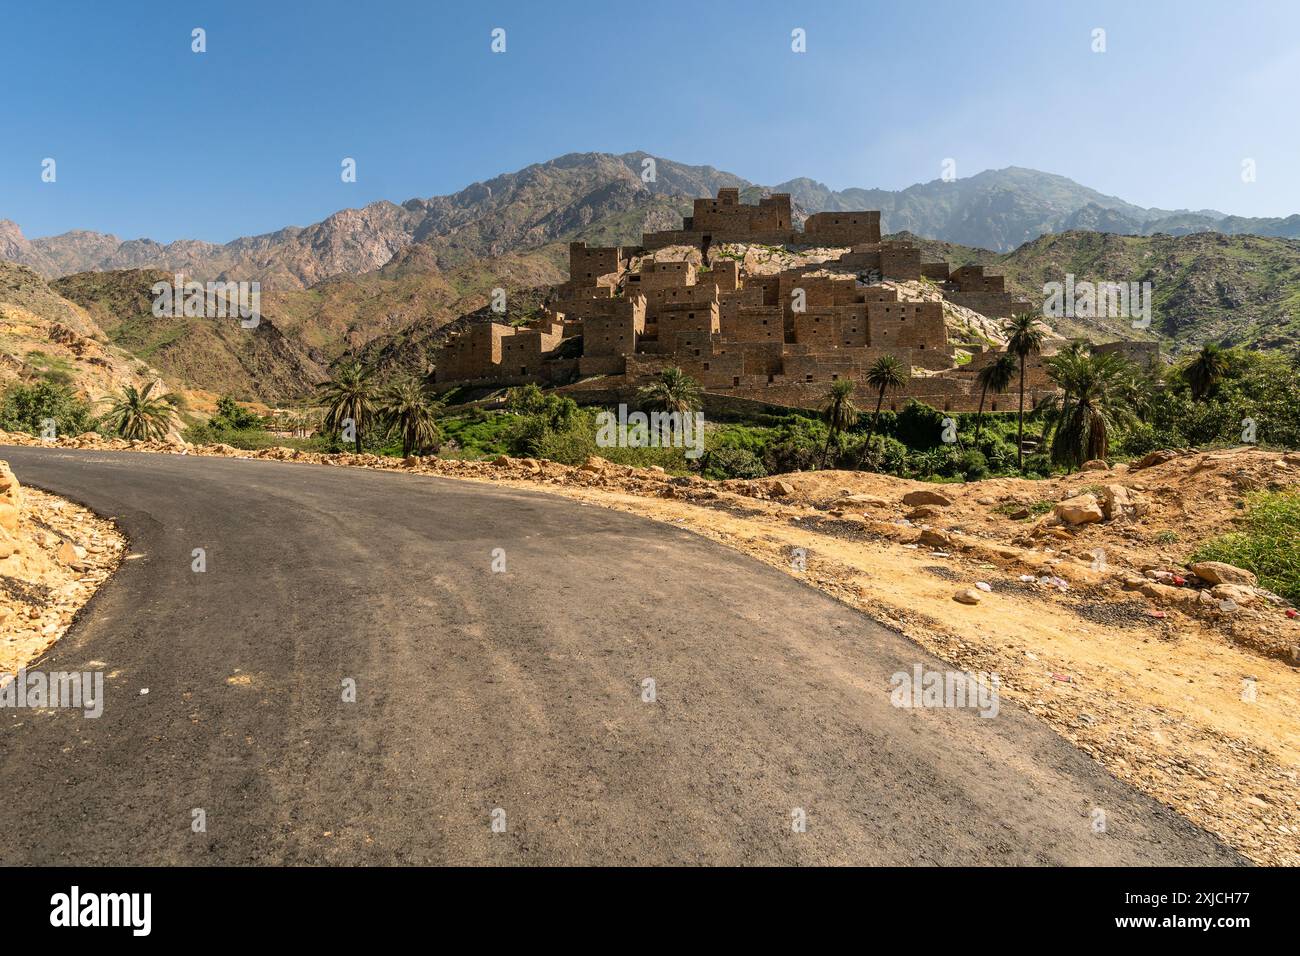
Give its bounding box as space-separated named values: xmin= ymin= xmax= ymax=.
xmin=0 ymin=447 xmax=1240 ymax=865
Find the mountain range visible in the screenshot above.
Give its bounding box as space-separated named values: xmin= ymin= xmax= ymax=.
xmin=6 ymin=153 xmax=1300 ymax=290
xmin=4 ymin=152 xmax=1300 ymax=406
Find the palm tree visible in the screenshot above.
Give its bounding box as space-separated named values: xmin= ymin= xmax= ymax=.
xmin=864 ymin=355 xmax=908 ymax=446
xmin=636 ymin=366 xmax=703 ymax=416
xmin=317 ymin=361 xmax=378 ymax=453
xmin=102 ymin=381 xmax=178 ymax=441
xmin=1182 ymin=343 xmax=1230 ymax=401
xmin=379 ymin=377 xmax=444 ymax=457
xmin=973 ymin=353 xmax=1017 ymax=444
xmin=1040 ymin=349 xmax=1135 ymax=469
xmin=819 ymin=378 xmax=859 ymax=468
xmin=1005 ymin=311 xmax=1048 ymax=469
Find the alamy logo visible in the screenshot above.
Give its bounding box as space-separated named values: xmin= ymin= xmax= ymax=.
xmin=151 ymin=274 xmax=260 ymax=328
xmin=889 ymin=665 xmax=1000 ymax=718
xmin=50 ymin=886 xmax=151 ymax=936
xmin=595 ymin=403 xmax=704 ymax=459
xmin=1042 ymin=274 xmax=1151 ymax=329
xmin=0 ymin=668 xmax=103 ymax=718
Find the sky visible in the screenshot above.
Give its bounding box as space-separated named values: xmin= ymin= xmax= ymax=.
xmin=2 ymin=0 xmax=1298 ymax=243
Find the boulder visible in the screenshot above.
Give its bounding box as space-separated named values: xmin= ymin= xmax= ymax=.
xmin=1211 ymin=583 xmax=1258 ymax=606
xmin=919 ymin=529 xmax=953 ymax=549
xmin=953 ymin=589 xmax=983 ymax=605
xmin=579 ymin=456 xmax=607 ymax=473
xmin=492 ymin=454 xmax=514 ymax=467
xmin=906 ymin=505 xmax=945 ymax=521
xmin=1054 ymin=493 xmax=1104 ymax=525
xmin=902 ymin=489 xmax=953 ymax=507
xmin=1190 ymin=561 xmax=1258 ymax=587
xmin=766 ymin=479 xmax=796 ymax=497
xmin=1082 ymin=459 xmax=1109 ymax=471
xmin=1133 ymin=449 xmax=1180 ymax=470
xmin=831 ymin=493 xmax=889 ymax=509
xmin=1100 ymin=484 xmax=1149 ymax=521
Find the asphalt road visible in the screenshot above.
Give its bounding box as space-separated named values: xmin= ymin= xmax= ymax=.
xmin=0 ymin=446 xmax=1242 ymax=865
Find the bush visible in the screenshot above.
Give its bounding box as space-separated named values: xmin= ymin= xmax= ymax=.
xmin=894 ymin=400 xmax=946 ymax=449
xmin=1021 ymin=452 xmax=1053 ymax=478
xmin=0 ymin=381 xmax=95 ymax=437
xmin=1192 ymin=490 xmax=1300 ymax=603
xmin=700 ymin=446 xmax=766 ymax=480
xmin=953 ymin=449 xmax=990 ymax=481
xmin=858 ymin=435 xmax=908 ymax=474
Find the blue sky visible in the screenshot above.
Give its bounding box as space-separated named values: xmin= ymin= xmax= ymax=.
xmin=2 ymin=0 xmax=1298 ymax=242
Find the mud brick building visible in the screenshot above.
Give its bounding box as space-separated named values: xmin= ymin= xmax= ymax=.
xmin=434 ymin=188 xmax=1064 ymax=411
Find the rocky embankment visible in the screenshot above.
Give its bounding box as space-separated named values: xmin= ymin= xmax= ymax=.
xmin=0 ymin=459 xmax=126 ymax=675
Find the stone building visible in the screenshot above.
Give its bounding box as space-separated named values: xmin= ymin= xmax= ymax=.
xmin=435 ymin=188 xmax=1065 ymax=412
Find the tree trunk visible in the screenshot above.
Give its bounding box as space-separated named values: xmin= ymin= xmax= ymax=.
xmin=820 ymin=407 xmax=837 ymax=469
xmin=866 ymin=388 xmax=886 ymax=446
xmin=974 ymin=383 xmax=988 ymax=444
xmin=1016 ymin=359 xmax=1026 ymax=470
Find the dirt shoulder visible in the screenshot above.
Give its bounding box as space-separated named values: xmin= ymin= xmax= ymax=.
xmin=1 ymin=459 xmax=126 ymax=675
xmin=3 ymin=429 xmax=1297 ymax=864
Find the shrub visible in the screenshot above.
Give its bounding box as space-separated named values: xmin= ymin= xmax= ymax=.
xmin=0 ymin=381 xmax=95 ymax=436
xmin=1192 ymin=490 xmax=1300 ymax=603
xmin=701 ymin=446 xmax=766 ymax=480
xmin=953 ymin=449 xmax=990 ymax=481
xmin=858 ymin=435 xmax=908 ymax=474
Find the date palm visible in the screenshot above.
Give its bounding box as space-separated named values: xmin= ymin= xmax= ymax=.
xmin=1005 ymin=311 xmax=1047 ymax=469
xmin=973 ymin=352 xmax=1017 ymax=444
xmin=864 ymin=355 xmax=907 ymax=447
xmin=379 ymin=377 xmax=444 ymax=458
xmin=637 ymin=366 xmax=702 ymax=442
xmin=819 ymin=378 xmax=859 ymax=468
xmin=317 ymin=361 xmax=377 ymax=454
xmin=102 ymin=381 xmax=178 ymax=441
xmin=1182 ymin=342 xmax=1230 ymax=401
xmin=636 ymin=366 xmax=702 ymax=416
xmin=1041 ymin=349 xmax=1135 ymax=469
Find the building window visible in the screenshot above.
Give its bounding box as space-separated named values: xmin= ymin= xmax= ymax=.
xmin=703 ymin=363 xmax=710 ymax=370
xmin=732 ymin=376 xmax=740 ymax=386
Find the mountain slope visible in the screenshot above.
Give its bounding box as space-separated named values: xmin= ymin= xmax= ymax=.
xmin=901 ymin=230 xmax=1300 ymax=354
xmin=52 ymin=270 xmax=328 ymax=401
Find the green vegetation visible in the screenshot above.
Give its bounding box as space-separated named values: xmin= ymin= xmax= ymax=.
xmin=993 ymin=500 xmax=1054 ymax=520
xmin=316 ymin=361 xmax=379 ymax=453
xmin=0 ymin=380 xmax=96 ymax=436
xmin=100 ymin=382 xmax=179 ymax=441
xmin=1192 ymin=490 xmax=1300 ymax=602
xmin=1006 ymin=310 xmax=1047 ymax=469
xmin=378 ymin=377 xmax=444 ymax=457
xmin=820 ymin=378 xmax=859 ymax=468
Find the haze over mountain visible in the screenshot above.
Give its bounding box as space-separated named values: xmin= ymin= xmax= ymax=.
xmin=5 ymin=153 xmax=1299 ymax=293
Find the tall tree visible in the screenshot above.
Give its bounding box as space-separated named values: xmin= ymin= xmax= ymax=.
xmin=379 ymin=377 xmax=444 ymax=458
xmin=864 ymin=355 xmax=907 ymax=447
xmin=317 ymin=361 xmax=378 ymax=454
xmin=1005 ymin=311 xmax=1047 ymax=469
xmin=1041 ymin=349 xmax=1135 ymax=469
xmin=102 ymin=381 xmax=178 ymax=441
xmin=819 ymin=378 xmax=859 ymax=468
xmin=973 ymin=353 xmax=1017 ymax=445
xmin=1182 ymin=343 xmax=1231 ymax=401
